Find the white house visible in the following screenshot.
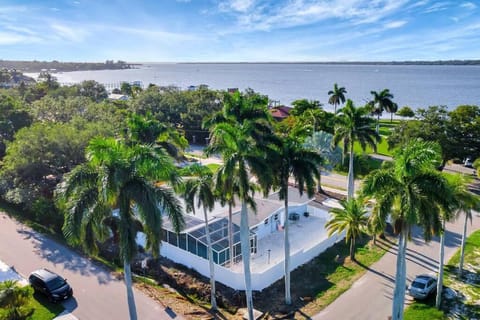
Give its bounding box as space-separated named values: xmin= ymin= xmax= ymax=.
xmin=151 ymin=187 xmax=344 ymax=291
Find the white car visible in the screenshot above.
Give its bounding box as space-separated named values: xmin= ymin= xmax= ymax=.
xmin=408 ymin=274 xmax=437 ymax=300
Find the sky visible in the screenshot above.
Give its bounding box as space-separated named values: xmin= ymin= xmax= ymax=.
xmin=0 ymin=0 xmax=479 ymax=62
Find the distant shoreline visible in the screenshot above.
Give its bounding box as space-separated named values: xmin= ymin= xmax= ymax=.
xmin=176 ymin=60 xmax=480 ymax=66
xmin=0 ymin=60 xmax=139 ymax=73
xmin=2 ymin=60 xmax=480 ymax=73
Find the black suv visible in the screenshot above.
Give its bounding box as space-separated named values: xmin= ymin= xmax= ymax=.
xmin=28 ymin=268 xmax=73 ymax=303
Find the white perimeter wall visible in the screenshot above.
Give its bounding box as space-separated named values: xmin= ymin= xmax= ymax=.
xmin=160 ymin=206 xmax=344 ymax=291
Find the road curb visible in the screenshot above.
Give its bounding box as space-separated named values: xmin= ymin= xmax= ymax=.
xmin=54 ymin=311 xmax=79 ymax=320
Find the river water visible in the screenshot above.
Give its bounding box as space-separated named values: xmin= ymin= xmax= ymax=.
xmin=40 ymin=63 xmax=480 ymax=112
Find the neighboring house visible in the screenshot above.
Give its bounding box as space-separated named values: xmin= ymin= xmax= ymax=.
xmin=108 ymin=93 xmax=129 ymax=101
xmin=150 ymin=187 xmax=343 ymax=291
xmin=270 ymin=105 xmax=291 ymax=121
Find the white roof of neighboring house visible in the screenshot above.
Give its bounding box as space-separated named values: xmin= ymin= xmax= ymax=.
xmin=0 ymin=260 xmax=27 ymax=285
xmin=108 ymin=93 xmax=129 ymax=100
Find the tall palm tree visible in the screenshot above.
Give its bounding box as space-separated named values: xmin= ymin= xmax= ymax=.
xmin=214 ymin=166 xmax=244 ymax=267
xmin=369 ymin=89 xmax=395 ymax=133
xmin=56 ymin=137 xmax=184 ymax=320
xmin=205 ymin=91 xmax=275 ymax=320
xmin=328 ymin=83 xmax=347 ymax=114
xmin=182 ymin=164 xmax=218 ymax=311
xmin=333 ymin=99 xmax=380 ymax=199
xmin=361 ymin=139 xmax=453 ymax=320
xmin=386 ymin=102 xmax=398 ymax=123
xmin=435 ymin=174 xmax=480 ymax=308
xmin=304 ymin=131 xmax=342 ymax=194
xmin=455 ymin=178 xmax=480 ymax=278
xmin=325 ymin=198 xmax=369 ymax=260
xmin=272 ymin=134 xmax=321 ymax=305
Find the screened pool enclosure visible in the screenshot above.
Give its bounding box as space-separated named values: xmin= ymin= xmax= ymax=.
xmin=162 ymin=215 xmax=257 ymax=267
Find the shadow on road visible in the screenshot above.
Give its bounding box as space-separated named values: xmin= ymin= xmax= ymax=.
xmin=355 ymin=259 xmax=396 ymax=283
xmin=17 ymin=228 xmax=115 ymax=285
xmin=62 ymin=296 xmax=79 ymax=313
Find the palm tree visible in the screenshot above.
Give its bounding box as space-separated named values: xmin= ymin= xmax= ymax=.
xmin=325 ymin=198 xmax=369 ymax=260
xmin=386 ymin=102 xmax=398 ymax=123
xmin=435 ymin=174 xmax=480 ymax=308
xmin=304 ymin=131 xmax=342 ymax=194
xmin=205 ymin=91 xmax=275 ymax=320
xmin=0 ymin=280 xmax=34 ymax=320
xmin=456 ymin=179 xmax=480 ymax=278
xmin=333 ymin=99 xmax=380 ymax=199
xmin=328 ymin=83 xmax=347 ymax=114
xmin=56 ymin=137 xmax=184 ymax=320
xmin=273 ymin=134 xmax=322 ymax=305
xmin=126 ymin=113 xmax=188 ymax=159
xmin=214 ymin=166 xmax=243 ymax=267
xmin=361 ymin=139 xmax=453 ymax=320
xmin=182 ymin=164 xmax=218 ymax=311
xmin=369 ymin=89 xmax=395 ymax=133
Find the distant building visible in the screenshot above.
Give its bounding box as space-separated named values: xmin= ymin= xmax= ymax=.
xmin=108 ymin=93 xmax=129 ymax=101
xmin=269 ymin=105 xmax=292 ymax=121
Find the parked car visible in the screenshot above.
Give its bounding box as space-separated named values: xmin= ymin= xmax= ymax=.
xmin=408 ymin=274 xmax=437 ymax=300
xmin=28 ymin=268 xmax=73 ymax=303
xmin=464 ymin=158 xmax=473 ymax=168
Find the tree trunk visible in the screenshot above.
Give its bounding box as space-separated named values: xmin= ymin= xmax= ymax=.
xmin=203 ymin=207 xmax=217 ymax=311
xmin=391 ymin=112 xmax=394 ymax=123
xmin=228 ymin=203 xmax=234 ymax=266
xmin=458 ymin=213 xmax=468 ymax=278
xmin=391 ymin=227 xmax=408 ymax=320
xmin=240 ymin=201 xmax=254 ymax=320
xmin=347 ymin=145 xmax=355 ymax=200
xmin=317 ymin=170 xmax=325 ymax=194
xmin=124 ymin=259 xmax=138 ymax=320
xmin=283 ymin=192 xmax=291 ymax=305
xmin=436 ymin=220 xmax=445 ymax=309
xmin=376 ymin=114 xmax=380 ymax=134
xmin=350 ymin=237 xmax=355 ymax=261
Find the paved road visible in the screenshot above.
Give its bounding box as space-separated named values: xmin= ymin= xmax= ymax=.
xmin=0 ymin=212 xmax=183 ymax=320
xmin=314 ymin=212 xmax=480 ymax=320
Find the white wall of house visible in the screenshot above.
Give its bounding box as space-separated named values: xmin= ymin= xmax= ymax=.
xmin=158 ymin=205 xmax=344 ymax=291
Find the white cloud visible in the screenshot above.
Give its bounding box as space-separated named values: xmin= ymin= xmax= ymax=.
xmin=50 ymin=23 xmax=88 ymax=42
xmin=219 ymin=0 xmax=256 ymax=13
xmin=216 ymin=0 xmax=411 ymax=32
xmin=0 ymin=31 xmax=41 ymax=45
xmin=3 ymin=24 xmax=37 ymax=36
xmin=384 ymin=20 xmax=407 ymax=29
xmin=461 ymin=2 xmax=477 ymax=10
xmin=423 ymin=2 xmax=450 ymax=13
xmin=109 ymin=25 xmax=198 ymax=42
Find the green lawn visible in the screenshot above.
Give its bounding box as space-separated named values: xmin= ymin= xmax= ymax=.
xmin=0 ymin=290 xmax=64 ymax=320
xmin=28 ymin=293 xmax=65 ymax=320
xmin=405 ymin=229 xmax=480 ymax=320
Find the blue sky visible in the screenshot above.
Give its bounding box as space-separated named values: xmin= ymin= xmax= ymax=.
xmin=0 ymin=0 xmax=479 ymax=62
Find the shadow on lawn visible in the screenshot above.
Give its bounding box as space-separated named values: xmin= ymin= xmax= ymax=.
xmin=32 ymin=291 xmax=66 ymax=315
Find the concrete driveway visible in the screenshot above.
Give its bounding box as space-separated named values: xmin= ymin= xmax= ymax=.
xmin=314 ymin=212 xmax=480 ymax=320
xmin=0 ymin=212 xmax=183 ymax=320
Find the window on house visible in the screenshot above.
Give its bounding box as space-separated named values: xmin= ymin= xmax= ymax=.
xmin=274 ymin=214 xmax=279 ymax=220
xmin=264 ymin=218 xmax=269 ymax=225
